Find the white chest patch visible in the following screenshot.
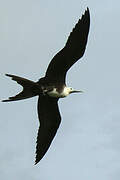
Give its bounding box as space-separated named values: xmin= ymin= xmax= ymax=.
xmin=47 ymin=87 xmax=69 ymax=98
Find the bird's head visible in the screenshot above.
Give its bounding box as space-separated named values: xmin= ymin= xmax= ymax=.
xmin=67 ymin=87 xmax=83 ymax=94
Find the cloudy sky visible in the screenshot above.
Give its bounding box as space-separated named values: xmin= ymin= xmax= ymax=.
xmin=0 ymin=0 xmax=120 ymax=179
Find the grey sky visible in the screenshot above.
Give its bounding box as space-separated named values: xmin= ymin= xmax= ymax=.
xmin=0 ymin=0 xmax=120 ymax=179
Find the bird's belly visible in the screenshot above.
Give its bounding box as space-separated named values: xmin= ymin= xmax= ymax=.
xmin=47 ymin=88 xmax=67 ymax=98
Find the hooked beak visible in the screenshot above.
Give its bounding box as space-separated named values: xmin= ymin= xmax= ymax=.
xmin=71 ymin=90 xmax=84 ymax=94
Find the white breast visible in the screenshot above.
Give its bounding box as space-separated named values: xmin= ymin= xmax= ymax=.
xmin=47 ymin=87 xmax=70 ymax=98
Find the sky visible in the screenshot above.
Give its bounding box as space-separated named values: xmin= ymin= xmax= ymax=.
xmin=0 ymin=0 xmax=120 ymax=179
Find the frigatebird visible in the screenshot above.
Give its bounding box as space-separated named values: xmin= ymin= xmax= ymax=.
xmin=2 ymin=8 xmax=90 ymax=164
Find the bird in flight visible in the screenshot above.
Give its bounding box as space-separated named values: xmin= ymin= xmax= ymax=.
xmin=2 ymin=8 xmax=90 ymax=164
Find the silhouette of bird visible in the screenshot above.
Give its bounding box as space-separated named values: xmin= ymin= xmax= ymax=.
xmin=2 ymin=8 xmax=90 ymax=164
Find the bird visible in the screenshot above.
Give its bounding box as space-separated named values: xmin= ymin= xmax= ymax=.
xmin=2 ymin=8 xmax=90 ymax=164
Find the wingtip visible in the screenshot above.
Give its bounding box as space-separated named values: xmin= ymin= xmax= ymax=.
xmin=34 ymin=158 xmax=39 ymax=165
xmin=34 ymin=161 xmax=37 ymax=165
xmin=83 ymin=7 xmax=90 ymax=22
xmin=86 ymin=7 xmax=89 ymax=11
xmin=81 ymin=7 xmax=90 ymax=19
xmin=85 ymin=7 xmax=90 ymax=15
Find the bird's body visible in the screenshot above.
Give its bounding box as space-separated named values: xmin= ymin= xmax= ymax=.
xmin=39 ymin=82 xmax=67 ymax=98
xmin=2 ymin=8 xmax=90 ymax=164
xmin=41 ymin=84 xmax=81 ymax=98
xmin=46 ymin=86 xmax=70 ymax=98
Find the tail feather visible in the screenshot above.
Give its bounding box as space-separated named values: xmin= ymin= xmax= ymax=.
xmin=2 ymin=74 xmax=38 ymax=102
xmin=2 ymin=90 xmax=34 ymax=102
xmin=5 ymin=74 xmax=35 ymax=87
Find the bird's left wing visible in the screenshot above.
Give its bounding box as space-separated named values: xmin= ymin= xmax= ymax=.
xmin=35 ymin=95 xmax=61 ymax=164
xmin=45 ymin=8 xmax=90 ymax=83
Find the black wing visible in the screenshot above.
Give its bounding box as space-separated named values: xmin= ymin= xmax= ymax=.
xmin=35 ymin=95 xmax=61 ymax=164
xmin=45 ymin=8 xmax=90 ymax=83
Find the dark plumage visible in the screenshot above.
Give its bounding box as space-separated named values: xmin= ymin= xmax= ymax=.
xmin=2 ymin=8 xmax=90 ymax=164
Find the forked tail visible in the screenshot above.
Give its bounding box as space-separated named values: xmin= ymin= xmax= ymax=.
xmin=2 ymin=74 xmax=39 ymax=102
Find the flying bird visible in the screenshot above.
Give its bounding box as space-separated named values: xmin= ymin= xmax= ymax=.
xmin=2 ymin=8 xmax=90 ymax=164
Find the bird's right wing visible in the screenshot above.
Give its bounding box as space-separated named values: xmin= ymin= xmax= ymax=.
xmin=35 ymin=95 xmax=61 ymax=164
xmin=45 ymin=8 xmax=90 ymax=83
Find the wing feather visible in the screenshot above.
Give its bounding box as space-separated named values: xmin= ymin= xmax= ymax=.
xmin=35 ymin=95 xmax=61 ymax=164
xmin=45 ymin=8 xmax=90 ymax=83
